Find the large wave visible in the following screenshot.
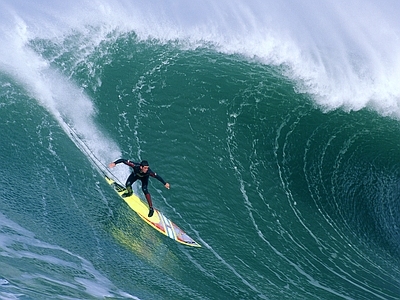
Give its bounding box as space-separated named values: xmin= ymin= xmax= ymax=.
xmin=1 ymin=0 xmax=400 ymax=117
xmin=1 ymin=1 xmax=400 ymax=299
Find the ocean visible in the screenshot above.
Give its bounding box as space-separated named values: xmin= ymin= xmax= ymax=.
xmin=1 ymin=0 xmax=400 ymax=299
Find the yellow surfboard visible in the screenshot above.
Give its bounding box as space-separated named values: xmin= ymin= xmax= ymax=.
xmin=105 ymin=175 xmax=201 ymax=247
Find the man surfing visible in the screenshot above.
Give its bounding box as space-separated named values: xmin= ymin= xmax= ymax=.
xmin=108 ymin=159 xmax=170 ymax=217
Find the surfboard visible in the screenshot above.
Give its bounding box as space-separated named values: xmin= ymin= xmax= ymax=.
xmin=105 ymin=175 xmax=201 ymax=247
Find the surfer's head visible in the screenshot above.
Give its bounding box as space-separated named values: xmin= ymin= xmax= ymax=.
xmin=140 ymin=160 xmax=149 ymax=173
xmin=140 ymin=160 xmax=149 ymax=167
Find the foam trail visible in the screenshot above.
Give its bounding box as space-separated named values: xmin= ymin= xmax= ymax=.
xmin=0 ymin=6 xmax=126 ymax=181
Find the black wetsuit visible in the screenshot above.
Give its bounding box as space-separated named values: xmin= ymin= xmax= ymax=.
xmin=113 ymin=159 xmax=167 ymax=196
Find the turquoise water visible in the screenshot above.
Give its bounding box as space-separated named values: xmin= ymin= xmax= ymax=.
xmin=1 ymin=1 xmax=400 ymax=299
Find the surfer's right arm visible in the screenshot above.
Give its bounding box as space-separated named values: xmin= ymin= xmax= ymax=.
xmin=108 ymin=159 xmax=135 ymax=168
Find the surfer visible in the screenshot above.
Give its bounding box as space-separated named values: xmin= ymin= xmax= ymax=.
xmin=108 ymin=159 xmax=170 ymax=217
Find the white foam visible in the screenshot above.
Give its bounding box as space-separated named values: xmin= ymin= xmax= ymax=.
xmin=1 ymin=0 xmax=400 ymax=118
xmin=0 ymin=2 xmax=123 ymax=177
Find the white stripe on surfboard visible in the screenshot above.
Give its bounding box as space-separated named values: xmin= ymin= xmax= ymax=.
xmin=160 ymin=213 xmax=176 ymax=239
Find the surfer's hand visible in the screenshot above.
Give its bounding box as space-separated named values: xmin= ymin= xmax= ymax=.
xmin=108 ymin=162 xmax=116 ymax=168
xmin=165 ymin=183 xmax=170 ymax=189
xmin=148 ymin=207 xmax=154 ymax=218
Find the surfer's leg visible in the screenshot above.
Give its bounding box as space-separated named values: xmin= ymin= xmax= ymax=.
xmin=144 ymin=193 xmax=154 ymax=217
xmin=123 ymin=173 xmax=137 ymax=197
xmin=141 ymin=178 xmax=154 ymax=217
xmin=123 ymin=186 xmax=133 ymax=197
xmin=141 ymin=180 xmax=152 ymax=206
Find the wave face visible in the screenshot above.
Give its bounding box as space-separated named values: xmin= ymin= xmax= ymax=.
xmin=1 ymin=0 xmax=400 ymax=299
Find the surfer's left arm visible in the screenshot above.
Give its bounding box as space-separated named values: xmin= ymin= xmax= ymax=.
xmin=149 ymin=170 xmax=170 ymax=189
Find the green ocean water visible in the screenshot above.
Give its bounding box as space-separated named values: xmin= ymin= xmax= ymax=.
xmin=1 ymin=1 xmax=400 ymax=299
